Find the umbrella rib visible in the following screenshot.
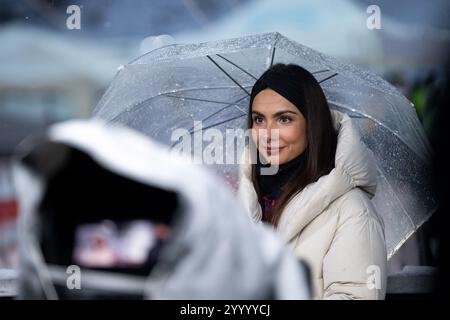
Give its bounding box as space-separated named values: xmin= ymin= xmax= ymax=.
xmin=312 ymin=69 xmax=331 ymax=74
xmin=164 ymin=93 xmax=247 ymax=107
xmin=108 ymin=86 xmax=249 ymax=123
xmin=270 ymin=46 xmax=276 ymax=68
xmin=216 ymin=54 xmax=258 ymax=80
xmin=200 ymin=95 xmax=248 ymax=120
xmin=319 ymin=72 xmax=339 ymax=84
xmin=170 ymin=113 xmax=247 ymax=149
xmin=207 ymin=55 xmax=251 ymax=96
xmin=188 ymin=95 xmax=248 ymax=133
xmin=189 ymin=113 xmax=247 ymax=134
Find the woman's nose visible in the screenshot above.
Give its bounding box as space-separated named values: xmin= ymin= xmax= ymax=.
xmin=268 ymin=120 xmax=280 ymax=133
xmin=266 ymin=119 xmax=277 ymax=132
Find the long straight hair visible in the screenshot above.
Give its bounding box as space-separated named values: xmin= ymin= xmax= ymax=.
xmin=247 ymin=63 xmax=337 ymax=227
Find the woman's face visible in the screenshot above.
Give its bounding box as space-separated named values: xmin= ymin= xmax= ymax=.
xmin=251 ymin=88 xmax=308 ymax=165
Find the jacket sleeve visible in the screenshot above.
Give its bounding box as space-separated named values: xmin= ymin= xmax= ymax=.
xmin=322 ymin=203 xmax=387 ymax=300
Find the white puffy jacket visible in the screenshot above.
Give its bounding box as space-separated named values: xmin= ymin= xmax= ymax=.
xmin=238 ymin=110 xmax=387 ymax=300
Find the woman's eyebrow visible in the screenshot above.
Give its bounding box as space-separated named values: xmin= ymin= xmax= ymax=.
xmin=251 ymin=111 xmax=265 ymax=117
xmin=252 ymin=110 xmax=298 ymax=117
xmin=273 ymin=110 xmax=298 ymax=117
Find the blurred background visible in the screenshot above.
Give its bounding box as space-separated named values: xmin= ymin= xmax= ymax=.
xmin=0 ymin=0 xmax=449 ymax=298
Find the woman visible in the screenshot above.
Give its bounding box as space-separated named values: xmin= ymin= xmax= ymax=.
xmin=238 ymin=63 xmax=387 ymax=300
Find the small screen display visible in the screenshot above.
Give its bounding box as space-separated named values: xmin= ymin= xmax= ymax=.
xmin=73 ymin=220 xmax=170 ymax=268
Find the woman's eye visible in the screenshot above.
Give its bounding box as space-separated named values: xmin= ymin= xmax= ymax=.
xmin=279 ymin=116 xmax=292 ymax=124
xmin=253 ymin=116 xmax=264 ymax=124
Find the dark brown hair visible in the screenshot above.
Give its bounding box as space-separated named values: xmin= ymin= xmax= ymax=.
xmin=247 ymin=63 xmax=337 ymax=226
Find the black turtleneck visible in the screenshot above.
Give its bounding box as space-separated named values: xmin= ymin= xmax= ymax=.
xmin=256 ymin=152 xmax=307 ymax=222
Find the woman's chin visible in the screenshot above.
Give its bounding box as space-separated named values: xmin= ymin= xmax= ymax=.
xmin=258 ymin=149 xmax=285 ymax=165
xmin=266 ymin=154 xmax=284 ymax=165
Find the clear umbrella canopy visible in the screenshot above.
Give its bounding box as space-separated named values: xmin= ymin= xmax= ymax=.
xmin=93 ymin=32 xmax=436 ymax=259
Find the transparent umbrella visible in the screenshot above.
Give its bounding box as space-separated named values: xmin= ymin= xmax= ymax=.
xmin=93 ymin=32 xmax=437 ymax=259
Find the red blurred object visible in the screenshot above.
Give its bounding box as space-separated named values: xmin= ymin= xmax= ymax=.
xmin=0 ymin=198 xmax=18 ymax=267
xmin=0 ymin=199 xmax=17 ymax=220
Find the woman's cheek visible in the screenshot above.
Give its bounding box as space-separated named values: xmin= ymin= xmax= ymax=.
xmin=251 ymin=128 xmax=259 ymax=146
xmin=279 ymin=127 xmax=295 ymax=144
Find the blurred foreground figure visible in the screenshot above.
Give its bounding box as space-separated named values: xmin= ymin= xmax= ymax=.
xmin=13 ymin=120 xmax=310 ymax=299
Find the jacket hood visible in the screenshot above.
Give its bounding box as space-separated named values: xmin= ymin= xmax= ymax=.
xmin=238 ymin=110 xmax=378 ymax=242
xmin=14 ymin=120 xmax=310 ymax=299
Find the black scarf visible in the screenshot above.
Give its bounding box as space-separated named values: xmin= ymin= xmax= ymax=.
xmin=256 ymin=152 xmax=307 ymax=221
